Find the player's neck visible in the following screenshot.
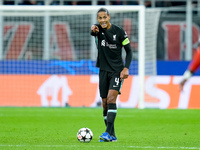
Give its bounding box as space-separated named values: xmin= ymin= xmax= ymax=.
xmin=106 ymin=23 xmax=111 ymax=30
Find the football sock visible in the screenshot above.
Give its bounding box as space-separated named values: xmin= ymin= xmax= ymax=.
xmin=103 ymin=108 xmax=108 ymax=126
xmin=104 ymin=108 xmax=115 ymax=137
xmin=106 ymin=103 xmax=117 ymax=135
xmin=111 ymin=126 xmax=116 ymax=137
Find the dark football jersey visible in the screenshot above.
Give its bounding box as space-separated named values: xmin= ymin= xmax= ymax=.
xmin=92 ymin=24 xmax=129 ymax=72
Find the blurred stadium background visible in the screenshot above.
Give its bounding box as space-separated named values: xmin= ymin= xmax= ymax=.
xmin=0 ymin=0 xmax=200 ymax=109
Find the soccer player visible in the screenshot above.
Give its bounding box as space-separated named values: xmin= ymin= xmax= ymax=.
xmin=179 ymin=44 xmax=200 ymax=90
xmin=90 ymin=8 xmax=132 ymax=142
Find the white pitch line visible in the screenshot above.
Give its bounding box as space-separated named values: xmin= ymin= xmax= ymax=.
xmin=0 ymin=145 xmax=199 ymax=149
xmin=129 ymin=146 xmax=200 ymax=149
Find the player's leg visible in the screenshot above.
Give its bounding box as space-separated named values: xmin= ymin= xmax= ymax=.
xmin=99 ymin=71 xmax=122 ymax=142
xmin=99 ymin=98 xmax=109 ymax=142
xmin=102 ymin=98 xmax=108 ymax=126
xmin=99 ymin=95 xmax=118 ymax=142
xmin=99 ymin=70 xmax=110 ymax=142
xmin=99 ymin=90 xmax=118 ymax=142
xmin=105 ymin=90 xmax=118 ymax=138
xmin=106 ymin=72 xmax=123 ymax=141
xmin=99 ymin=70 xmax=109 ymax=128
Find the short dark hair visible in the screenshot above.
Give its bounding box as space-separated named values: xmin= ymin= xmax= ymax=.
xmin=97 ymin=8 xmax=110 ymax=17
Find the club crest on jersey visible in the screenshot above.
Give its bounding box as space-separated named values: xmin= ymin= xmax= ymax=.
xmin=113 ymin=35 xmax=116 ymax=41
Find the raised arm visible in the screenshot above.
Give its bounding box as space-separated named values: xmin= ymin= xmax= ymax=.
xmin=90 ymin=25 xmax=99 ymax=36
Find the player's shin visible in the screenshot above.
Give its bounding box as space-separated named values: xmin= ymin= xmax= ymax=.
xmin=111 ymin=126 xmax=116 ymax=137
xmin=106 ymin=103 xmax=117 ymax=135
xmin=103 ymin=108 xmax=108 ymax=126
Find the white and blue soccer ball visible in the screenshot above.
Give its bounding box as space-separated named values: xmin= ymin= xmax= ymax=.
xmin=77 ymin=127 xmax=93 ymax=143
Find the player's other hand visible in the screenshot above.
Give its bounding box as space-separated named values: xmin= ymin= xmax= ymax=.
xmin=120 ymin=68 xmax=129 ymax=81
xmin=91 ymin=25 xmax=99 ymax=33
xmin=179 ymin=79 xmax=187 ymax=91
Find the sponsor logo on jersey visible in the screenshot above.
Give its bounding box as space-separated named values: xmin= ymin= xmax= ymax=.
xmin=101 ymin=40 xmax=106 ymax=46
xmin=107 ymin=44 xmax=117 ymax=49
xmin=113 ymin=35 xmax=116 ymax=41
xmin=101 ymin=40 xmax=117 ymax=49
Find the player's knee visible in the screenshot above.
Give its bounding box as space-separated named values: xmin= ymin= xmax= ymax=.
xmin=102 ymin=98 xmax=107 ymax=109
xmin=107 ymin=95 xmax=116 ymax=104
xmin=102 ymin=102 xmax=107 ymax=109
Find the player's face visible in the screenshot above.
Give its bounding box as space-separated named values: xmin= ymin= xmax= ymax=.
xmin=97 ymin=11 xmax=111 ymax=29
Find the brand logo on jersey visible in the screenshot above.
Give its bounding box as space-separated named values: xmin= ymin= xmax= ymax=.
xmin=102 ymin=32 xmax=104 ymax=35
xmin=113 ymin=35 xmax=116 ymax=41
xmin=113 ymin=85 xmax=118 ymax=88
xmin=101 ymin=40 xmax=106 ymax=46
xmin=124 ymin=31 xmax=128 ymax=38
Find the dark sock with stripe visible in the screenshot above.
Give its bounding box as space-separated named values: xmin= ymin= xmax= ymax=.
xmin=106 ymin=103 xmax=117 ymax=135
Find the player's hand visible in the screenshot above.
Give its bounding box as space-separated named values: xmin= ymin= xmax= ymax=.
xmin=91 ymin=25 xmax=99 ymax=33
xmin=120 ymin=68 xmax=129 ymax=81
xmin=179 ymin=79 xmax=187 ymax=91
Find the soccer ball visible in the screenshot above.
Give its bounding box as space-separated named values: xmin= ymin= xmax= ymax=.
xmin=77 ymin=127 xmax=93 ymax=143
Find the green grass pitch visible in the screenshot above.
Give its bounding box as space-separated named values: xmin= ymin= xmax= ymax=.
xmin=0 ymin=107 xmax=200 ymax=150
